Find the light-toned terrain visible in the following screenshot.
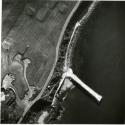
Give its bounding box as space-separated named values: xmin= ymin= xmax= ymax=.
xmin=1 ymin=0 xmax=78 ymax=123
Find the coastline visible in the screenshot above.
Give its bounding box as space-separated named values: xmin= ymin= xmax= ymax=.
xmin=17 ymin=1 xmax=81 ymax=123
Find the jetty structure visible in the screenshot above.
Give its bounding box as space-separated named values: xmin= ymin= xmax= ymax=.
xmin=1 ymin=0 xmax=102 ymax=123
xmin=22 ymin=1 xmax=102 ymax=124
xmin=51 ymin=0 xmax=102 ymax=107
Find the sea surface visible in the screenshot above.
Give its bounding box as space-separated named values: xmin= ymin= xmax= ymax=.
xmin=57 ymin=2 xmax=125 ymax=124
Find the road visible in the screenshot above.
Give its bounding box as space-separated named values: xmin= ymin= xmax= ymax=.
xmin=17 ymin=1 xmax=81 ymax=123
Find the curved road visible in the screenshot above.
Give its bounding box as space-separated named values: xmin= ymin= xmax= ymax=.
xmin=17 ymin=1 xmax=81 ymax=123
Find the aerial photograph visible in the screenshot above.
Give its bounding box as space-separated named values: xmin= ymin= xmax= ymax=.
xmin=1 ymin=0 xmax=125 ymax=124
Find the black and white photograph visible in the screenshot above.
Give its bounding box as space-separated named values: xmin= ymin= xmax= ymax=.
xmin=1 ymin=0 xmax=125 ymax=124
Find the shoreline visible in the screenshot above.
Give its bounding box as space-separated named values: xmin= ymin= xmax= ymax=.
xmin=17 ymin=1 xmax=81 ymax=123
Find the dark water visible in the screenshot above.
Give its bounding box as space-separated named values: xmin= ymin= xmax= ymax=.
xmin=57 ymin=2 xmax=125 ymax=124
